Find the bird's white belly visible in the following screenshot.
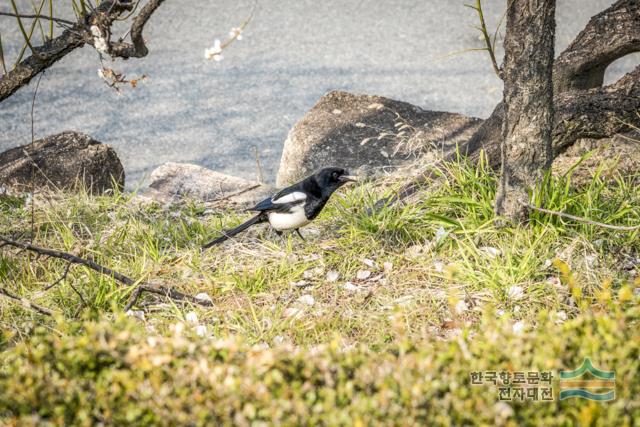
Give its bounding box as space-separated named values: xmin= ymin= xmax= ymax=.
xmin=267 ymin=206 xmax=310 ymax=230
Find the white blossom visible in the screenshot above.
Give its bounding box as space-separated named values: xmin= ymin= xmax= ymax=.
xmin=356 ymin=269 xmax=371 ymax=280
xmin=512 ymin=321 xmax=525 ymax=334
xmin=126 ymin=309 xmax=145 ymax=321
xmin=435 ymin=226 xmax=448 ymax=242
xmin=480 ymin=246 xmax=501 ymax=258
xmin=342 ymin=282 xmax=362 ymax=292
xmin=204 ymin=39 xmax=224 ymax=60
xmin=454 ymin=300 xmax=468 ymax=315
xmin=229 ymin=27 xmax=243 ymax=40
xmin=326 ymin=270 xmax=340 ymax=282
xmin=195 ymin=324 xmax=208 ymax=337
xmin=90 ymin=25 xmax=109 ymax=54
xmin=185 ymin=311 xmax=199 ymax=324
xmin=507 ymin=285 xmax=524 ymax=300
xmin=297 ymin=294 xmax=315 ymax=306
xmin=195 ymin=292 xmax=213 ymax=303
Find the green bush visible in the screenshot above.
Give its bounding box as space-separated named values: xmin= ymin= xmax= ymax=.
xmin=1 ymin=300 xmax=638 ymax=426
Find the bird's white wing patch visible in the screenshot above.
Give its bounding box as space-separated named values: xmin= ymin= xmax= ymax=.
xmin=272 ymin=191 xmax=307 ymax=204
xmin=268 ymin=205 xmax=310 ymax=230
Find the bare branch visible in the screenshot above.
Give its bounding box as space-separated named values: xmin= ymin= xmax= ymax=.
xmin=0 ymin=287 xmax=55 ymax=316
xmin=468 ymin=0 xmax=502 ymax=79
xmin=43 ymin=262 xmax=72 ymax=290
xmin=519 ymin=199 xmax=640 ymax=231
xmin=108 ymin=0 xmax=166 ymax=58
xmin=0 ymin=235 xmax=214 ymax=310
xmin=553 ymin=65 xmax=640 ymax=153
xmin=0 ymin=0 xmax=165 ymax=102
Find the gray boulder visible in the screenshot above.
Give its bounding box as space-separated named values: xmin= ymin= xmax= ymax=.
xmin=143 ymin=162 xmax=273 ymax=208
xmin=0 ymin=131 xmax=124 ymax=194
xmin=276 ymin=90 xmax=482 ymax=186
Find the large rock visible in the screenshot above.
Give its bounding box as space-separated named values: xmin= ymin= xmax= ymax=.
xmin=142 ymin=162 xmax=273 ymax=208
xmin=0 ymin=131 xmax=124 ymax=194
xmin=277 ymin=90 xmax=482 ymax=186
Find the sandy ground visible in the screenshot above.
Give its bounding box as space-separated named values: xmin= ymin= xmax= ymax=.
xmin=1 ymin=0 xmax=637 ymax=187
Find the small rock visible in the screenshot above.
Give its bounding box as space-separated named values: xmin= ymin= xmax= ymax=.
xmin=383 ymin=261 xmax=393 ymax=272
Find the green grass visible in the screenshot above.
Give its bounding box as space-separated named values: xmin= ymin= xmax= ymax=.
xmin=0 ymin=155 xmax=639 ymax=424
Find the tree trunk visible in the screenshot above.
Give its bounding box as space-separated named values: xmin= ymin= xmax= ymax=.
xmin=495 ymin=0 xmax=556 ymax=220
xmin=465 ymin=0 xmax=640 ymax=165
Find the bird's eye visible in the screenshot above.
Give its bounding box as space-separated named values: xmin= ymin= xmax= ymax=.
xmin=331 ymin=172 xmax=339 ymax=180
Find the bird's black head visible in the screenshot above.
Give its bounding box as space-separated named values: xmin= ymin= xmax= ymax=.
xmin=313 ymin=167 xmax=358 ymax=196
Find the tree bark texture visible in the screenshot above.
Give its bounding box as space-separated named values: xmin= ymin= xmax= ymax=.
xmin=495 ymin=0 xmax=556 ymax=220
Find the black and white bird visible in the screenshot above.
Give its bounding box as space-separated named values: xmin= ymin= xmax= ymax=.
xmin=202 ymin=167 xmax=357 ymax=248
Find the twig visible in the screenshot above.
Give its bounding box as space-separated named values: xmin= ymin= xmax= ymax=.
xmin=43 ymin=261 xmax=72 ymax=290
xmin=0 ymin=235 xmax=214 ymax=309
xmin=30 ymin=70 xmax=44 ymax=241
xmin=9 ymin=0 xmax=44 ymax=62
xmin=0 ymin=286 xmax=54 ymax=316
xmin=519 ymin=199 xmax=640 ymax=231
xmin=253 ymin=147 xmax=265 ymax=184
xmin=466 ymin=0 xmax=502 ymax=79
xmin=0 ymin=11 xmax=77 ymax=27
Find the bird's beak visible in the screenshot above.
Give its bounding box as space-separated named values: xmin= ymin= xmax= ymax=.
xmin=339 ymin=174 xmax=358 ymax=183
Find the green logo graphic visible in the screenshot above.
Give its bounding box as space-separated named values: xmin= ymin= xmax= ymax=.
xmin=559 ymin=358 xmax=615 ymax=401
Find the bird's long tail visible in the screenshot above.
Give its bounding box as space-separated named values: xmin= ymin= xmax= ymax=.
xmin=202 ymin=213 xmax=266 ymax=249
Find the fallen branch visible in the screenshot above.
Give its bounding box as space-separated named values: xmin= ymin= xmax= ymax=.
xmin=0 ymin=286 xmax=55 ymax=316
xmin=518 ymin=200 xmax=640 ymax=231
xmin=0 ymin=235 xmax=214 ymax=310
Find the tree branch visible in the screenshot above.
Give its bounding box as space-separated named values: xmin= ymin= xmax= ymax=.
xmin=108 ymin=0 xmax=166 ymax=58
xmin=553 ymin=0 xmax=640 ymax=93
xmin=0 ymin=0 xmax=166 ymax=102
xmin=519 ymin=199 xmax=640 ymax=231
xmin=553 ymin=65 xmax=640 ymax=153
xmin=0 ymin=235 xmax=214 ymax=310
xmin=0 ymin=287 xmax=55 ymax=316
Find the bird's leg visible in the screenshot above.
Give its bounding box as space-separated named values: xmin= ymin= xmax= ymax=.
xmin=274 ymin=229 xmax=286 ymax=243
xmin=295 ymin=229 xmax=306 ymax=241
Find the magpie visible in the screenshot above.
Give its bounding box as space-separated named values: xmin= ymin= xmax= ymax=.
xmin=202 ymin=167 xmax=357 ymax=248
